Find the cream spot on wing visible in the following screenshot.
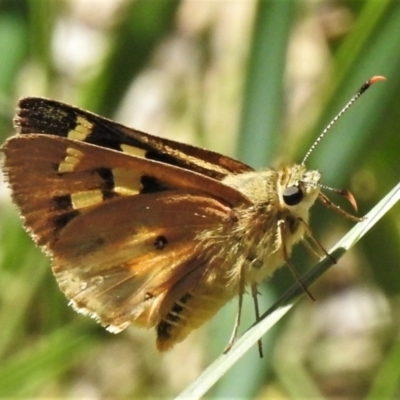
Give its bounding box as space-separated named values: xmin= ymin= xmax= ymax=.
xmin=58 ymin=147 xmax=84 ymax=173
xmin=67 ymin=116 xmax=93 ymax=141
xmin=120 ymin=144 xmax=147 ymax=158
xmin=71 ymin=190 xmax=103 ymax=209
xmin=112 ymin=168 xmax=142 ymax=195
xmin=165 ymin=145 xmax=228 ymax=174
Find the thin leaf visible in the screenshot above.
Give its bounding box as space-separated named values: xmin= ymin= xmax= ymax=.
xmin=237 ymin=1 xmax=294 ymax=167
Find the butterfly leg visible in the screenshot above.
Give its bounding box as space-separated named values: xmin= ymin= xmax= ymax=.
xmin=251 ymin=283 xmax=264 ymax=358
xmin=223 ymin=264 xmax=246 ymax=354
xmin=278 ymin=219 xmax=315 ymax=302
xmin=298 ymin=217 xmax=336 ymax=263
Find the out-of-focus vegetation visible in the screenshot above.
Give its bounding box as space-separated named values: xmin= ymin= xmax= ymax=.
xmin=1 ymin=1 xmax=400 ymax=398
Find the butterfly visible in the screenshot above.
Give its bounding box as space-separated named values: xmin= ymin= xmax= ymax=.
xmin=1 ymin=76 xmax=384 ymax=352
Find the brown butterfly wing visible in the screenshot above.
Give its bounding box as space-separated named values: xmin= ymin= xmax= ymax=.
xmin=15 ymin=97 xmax=253 ymax=180
xmin=2 ymin=134 xmax=243 ymax=349
xmin=52 ymin=193 xmax=237 ymax=350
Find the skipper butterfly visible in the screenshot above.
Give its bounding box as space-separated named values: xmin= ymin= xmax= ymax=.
xmin=1 ymin=76 xmax=384 ymax=352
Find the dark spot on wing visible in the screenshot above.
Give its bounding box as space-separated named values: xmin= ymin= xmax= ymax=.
xmin=154 ymin=235 xmax=168 ymax=250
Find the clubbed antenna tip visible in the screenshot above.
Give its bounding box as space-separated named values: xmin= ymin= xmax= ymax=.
xmin=369 ymin=75 xmax=386 ymax=85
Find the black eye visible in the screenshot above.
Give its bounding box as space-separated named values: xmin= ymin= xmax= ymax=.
xmin=283 ymin=186 xmax=303 ymax=206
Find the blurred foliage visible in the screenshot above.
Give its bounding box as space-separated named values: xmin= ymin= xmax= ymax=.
xmin=1 ymin=0 xmax=400 ymax=398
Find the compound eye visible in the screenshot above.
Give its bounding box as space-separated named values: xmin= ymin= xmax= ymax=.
xmin=283 ymin=186 xmax=303 ymax=206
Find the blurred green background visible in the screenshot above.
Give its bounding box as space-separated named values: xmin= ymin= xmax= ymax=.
xmin=1 ymin=0 xmax=400 ymax=398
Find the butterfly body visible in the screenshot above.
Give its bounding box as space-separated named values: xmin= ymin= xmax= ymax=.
xmin=0 ymin=97 xmax=342 ymax=351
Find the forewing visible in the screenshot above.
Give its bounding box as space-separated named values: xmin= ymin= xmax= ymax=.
xmin=15 ymin=97 xmax=253 ymax=179
xmin=2 ymin=134 xmax=249 ymax=248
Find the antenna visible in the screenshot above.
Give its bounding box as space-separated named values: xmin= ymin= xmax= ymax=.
xmin=301 ymin=75 xmax=386 ymax=165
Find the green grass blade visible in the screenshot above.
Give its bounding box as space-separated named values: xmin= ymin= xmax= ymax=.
xmin=81 ymin=0 xmax=180 ymax=115
xmin=175 ymin=181 xmax=400 ymax=400
xmin=237 ymin=1 xmax=294 ymax=167
xmin=0 ymin=323 xmax=100 ymax=397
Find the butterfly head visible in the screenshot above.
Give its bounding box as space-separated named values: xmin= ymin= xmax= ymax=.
xmin=279 ymin=164 xmax=321 ymax=217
